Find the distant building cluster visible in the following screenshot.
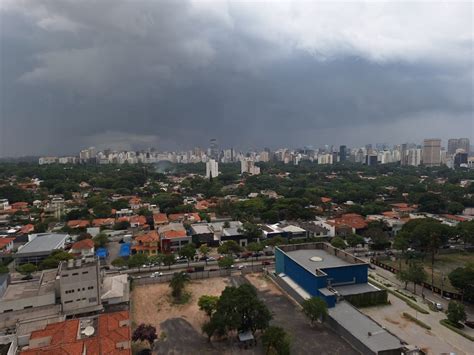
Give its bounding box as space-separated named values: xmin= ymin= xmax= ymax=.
xmin=39 ymin=137 xmax=473 ymax=169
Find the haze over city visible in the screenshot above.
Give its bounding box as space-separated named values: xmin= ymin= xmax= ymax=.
xmin=1 ymin=0 xmax=473 ymax=157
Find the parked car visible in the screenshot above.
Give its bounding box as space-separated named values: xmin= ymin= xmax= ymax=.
xmin=186 ymin=267 xmax=195 ymax=273
xmin=238 ymin=265 xmax=246 ymax=270
xmin=464 ymin=320 xmax=474 ymax=328
xmin=151 ymin=272 xmax=163 ymax=278
xmin=262 ymin=261 xmax=271 ymax=266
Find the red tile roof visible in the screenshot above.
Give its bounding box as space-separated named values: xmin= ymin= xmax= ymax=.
xmin=442 ymin=214 xmax=468 ymax=222
xmin=153 ymin=213 xmax=169 ymax=224
xmin=162 ymin=230 xmax=187 ymax=239
xmin=135 ymin=230 xmax=159 ymax=243
xmin=20 ymin=224 xmax=35 ymax=234
xmin=71 ymin=239 xmax=95 ymax=250
xmin=92 ymin=218 xmax=115 ymax=227
xmin=11 ymin=202 xmax=28 ymax=209
xmin=67 ymin=220 xmax=90 ymax=228
xmin=331 ymin=213 xmax=368 ymax=230
xmin=0 ymin=238 xmax=14 ymax=250
xmin=21 ymin=311 xmax=131 ymax=355
xmin=321 ymin=197 xmax=332 ymax=203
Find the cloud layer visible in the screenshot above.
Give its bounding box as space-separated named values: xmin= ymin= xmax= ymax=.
xmin=0 ymin=0 xmax=472 ymax=156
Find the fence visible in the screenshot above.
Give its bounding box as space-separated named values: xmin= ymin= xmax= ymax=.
xmin=134 ymin=269 xmax=232 ymax=285
xmin=371 ymin=258 xmax=462 ymax=300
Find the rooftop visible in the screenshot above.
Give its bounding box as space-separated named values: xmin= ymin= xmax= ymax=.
xmin=328 ymin=301 xmax=402 ymax=353
xmin=16 ymin=233 xmax=69 ymax=255
xmin=286 ymin=249 xmax=351 ymax=275
xmin=2 ymin=269 xmax=57 ymax=300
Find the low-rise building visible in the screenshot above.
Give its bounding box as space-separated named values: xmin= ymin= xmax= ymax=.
xmin=14 ymin=233 xmax=70 ymax=265
xmin=20 ymin=311 xmax=131 ymax=354
xmin=132 ymin=230 xmax=159 ymax=255
xmin=69 ymin=239 xmax=95 ymax=257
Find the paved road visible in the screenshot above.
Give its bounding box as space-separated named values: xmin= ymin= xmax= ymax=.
xmin=371 ymin=264 xmax=474 ymax=319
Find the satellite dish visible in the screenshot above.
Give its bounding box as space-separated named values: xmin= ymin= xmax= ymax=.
xmin=83 ymin=326 xmax=95 ymax=337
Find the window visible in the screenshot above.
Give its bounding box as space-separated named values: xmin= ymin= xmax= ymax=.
xmin=23 ymin=306 xmax=33 ymax=309
xmin=88 ymin=286 xmax=94 ymax=290
xmin=82 ymin=271 xmax=88 ymax=274
xmin=65 ymin=300 xmax=73 ymax=304
xmin=72 ymin=273 xmax=79 ymax=276
xmin=63 ymin=274 xmax=68 ymax=277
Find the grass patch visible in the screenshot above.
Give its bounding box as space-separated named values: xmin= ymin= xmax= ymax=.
xmin=171 ymin=291 xmax=192 ymax=305
xmin=405 ymin=300 xmax=429 ymax=314
xmin=402 ymin=312 xmax=431 ymax=330
xmin=439 ymin=319 xmax=474 ymax=341
xmin=394 ymin=289 xmax=417 ymax=302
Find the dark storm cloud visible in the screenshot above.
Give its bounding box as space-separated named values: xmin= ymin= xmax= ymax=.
xmin=0 ymin=0 xmax=472 ymax=156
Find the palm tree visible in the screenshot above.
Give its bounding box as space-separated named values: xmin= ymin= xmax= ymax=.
xmin=169 ymin=272 xmax=190 ymax=300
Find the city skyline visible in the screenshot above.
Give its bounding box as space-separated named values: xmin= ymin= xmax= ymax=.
xmin=1 ymin=1 xmax=473 ymax=157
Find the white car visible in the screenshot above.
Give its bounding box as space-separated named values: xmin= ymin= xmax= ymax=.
xmin=238 ymin=265 xmax=246 ymax=270
xmin=151 ymin=272 xmax=163 ymax=278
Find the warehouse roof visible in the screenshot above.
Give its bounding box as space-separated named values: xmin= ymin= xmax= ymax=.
xmin=16 ymin=233 xmax=69 ymax=256
xmin=328 ymin=301 xmax=402 ymax=353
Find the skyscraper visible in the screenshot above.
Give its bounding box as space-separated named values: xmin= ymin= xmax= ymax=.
xmin=448 ymin=138 xmax=470 ymax=155
xmin=206 ymin=159 xmax=219 ymax=179
xmin=209 ymin=138 xmax=218 ymax=160
xmin=339 ymin=145 xmax=347 ymax=161
xmin=422 ymin=139 xmax=441 ymax=167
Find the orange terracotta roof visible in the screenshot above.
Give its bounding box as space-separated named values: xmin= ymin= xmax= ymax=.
xmin=11 ymin=202 xmax=28 ymax=209
xmin=135 ymin=230 xmax=159 ymax=243
xmin=67 ymin=220 xmax=90 ymax=228
xmin=153 ymin=213 xmax=169 ymax=224
xmin=92 ymin=218 xmax=115 ymax=227
xmin=332 ymin=213 xmax=368 ymax=230
xmin=162 ymin=230 xmax=187 ymax=239
xmin=21 ymin=311 xmax=131 ymax=355
xmin=0 ymin=238 xmax=14 ymax=249
xmin=391 ymin=203 xmax=409 ymax=208
xmin=382 ymin=211 xmax=400 ymax=219
xmin=321 ymin=197 xmax=332 ymax=203
xmin=130 ymin=215 xmax=147 ymax=225
xmin=442 ymin=214 xmax=467 ymax=222
xmin=20 ymin=224 xmax=35 ymax=234
xmin=71 ymin=239 xmax=95 ymax=250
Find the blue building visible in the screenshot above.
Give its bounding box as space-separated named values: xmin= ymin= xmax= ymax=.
xmin=275 ymin=243 xmax=369 ymax=308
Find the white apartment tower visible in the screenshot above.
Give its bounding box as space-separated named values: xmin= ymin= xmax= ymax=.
xmin=206 ymin=159 xmax=219 ymax=179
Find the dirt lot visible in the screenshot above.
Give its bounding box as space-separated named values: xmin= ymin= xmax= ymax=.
xmin=131 ymin=277 xmax=232 ymax=334
xmin=131 ymin=273 xmax=358 ymax=354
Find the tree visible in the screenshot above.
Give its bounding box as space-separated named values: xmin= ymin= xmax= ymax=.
xmin=218 ymin=256 xmax=234 ymax=269
xmin=148 ymin=254 xmax=163 ymax=266
xmin=127 ymin=254 xmax=148 ymax=270
xmin=199 ymin=245 xmax=209 ymax=263
xmin=397 ymin=269 xmax=410 ymax=290
xmin=40 ymin=250 xmax=73 ymax=269
xmin=239 ymin=222 xmax=263 ymax=241
xmin=262 ymin=326 xmax=291 ymax=355
xmin=132 ymin=324 xmax=157 ymax=349
xmin=162 ymin=254 xmax=176 ymax=270
xmin=206 ymin=284 xmax=272 ymax=337
xmin=405 ymin=262 xmax=427 ymax=295
xmin=446 ymin=301 xmax=466 ymax=326
xmin=265 ymin=236 xmax=288 ymax=247
xmin=346 ymin=234 xmax=364 ymax=248
xmin=111 ymin=258 xmax=127 ymax=268
xmin=330 ymin=237 xmax=346 ymax=249
xmin=113 ymin=220 xmax=130 ymax=230
xmin=247 ymin=242 xmax=264 ymax=253
xmin=93 ymin=203 xmax=112 ymax=218
xmin=457 ymin=220 xmax=474 ymax=246
xmin=179 ymin=243 xmax=196 ymax=266
xmin=18 ymin=263 xmax=37 ymax=277
xmin=449 ymin=264 xmax=474 ymax=302
xmin=198 ymin=295 xmax=219 ymax=317
xmin=218 ymin=240 xmax=243 ymax=255
xmin=393 ymin=231 xmax=410 ymax=270
xmin=302 ymin=297 xmax=328 ymax=326
xmin=169 ymin=272 xmax=190 ymax=301
xmin=92 ymin=232 xmax=108 ymax=248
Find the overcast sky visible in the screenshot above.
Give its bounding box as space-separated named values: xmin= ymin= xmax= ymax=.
xmin=0 ymin=0 xmax=473 ymax=156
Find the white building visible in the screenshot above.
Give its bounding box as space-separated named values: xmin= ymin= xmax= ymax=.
xmin=206 ymin=159 xmax=219 ymax=179
xmin=318 ymin=153 xmax=333 ymax=165
xmin=38 ymin=157 xmax=58 ymax=165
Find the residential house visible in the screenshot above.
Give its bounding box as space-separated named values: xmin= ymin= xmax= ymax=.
xmin=69 ymin=239 xmax=95 ymax=257
xmin=158 ymin=223 xmax=190 ymax=253
xmin=67 ymin=220 xmax=91 ymax=229
xmin=153 ymin=213 xmax=168 ymax=226
xmin=132 ymin=230 xmax=159 ymax=255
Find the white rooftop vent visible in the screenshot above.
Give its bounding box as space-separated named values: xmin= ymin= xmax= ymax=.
xmin=82 ymin=326 xmax=95 ymax=337
xmin=309 ymin=256 xmax=323 ymax=262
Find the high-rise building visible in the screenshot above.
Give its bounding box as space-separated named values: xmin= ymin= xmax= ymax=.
xmin=206 ymin=159 xmax=219 ymax=179
xmin=422 ymin=139 xmax=441 ymax=167
xmin=209 ymin=138 xmax=218 ymax=160
xmin=448 ymin=138 xmax=470 ymax=155
xmin=339 ymin=145 xmax=347 ymax=161
xmin=241 ymin=159 xmax=260 ymax=175
xmin=400 ymin=144 xmax=408 ymax=166
xmin=407 ymin=148 xmax=422 ymax=166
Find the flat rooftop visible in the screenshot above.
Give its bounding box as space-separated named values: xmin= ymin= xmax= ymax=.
xmin=333 ymin=283 xmax=381 ymax=296
xmin=329 ymin=301 xmax=402 ymax=353
xmin=2 ymin=270 xmax=57 ymax=300
xmin=286 ymin=249 xmax=351 ymax=275
xmin=16 ymin=233 xmax=69 ymax=255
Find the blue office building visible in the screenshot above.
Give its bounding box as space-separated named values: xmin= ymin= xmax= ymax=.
xmin=275 ymin=243 xmax=369 ymax=308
